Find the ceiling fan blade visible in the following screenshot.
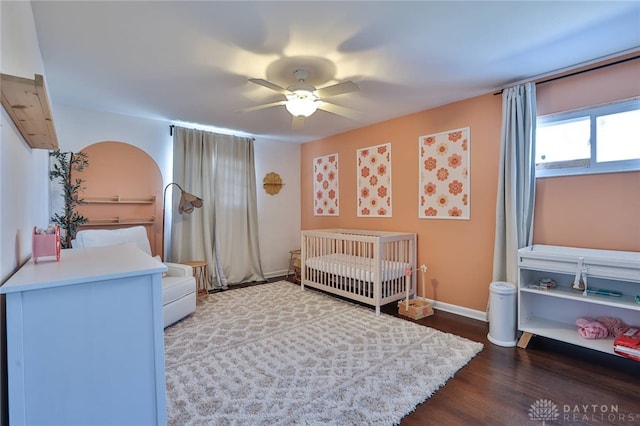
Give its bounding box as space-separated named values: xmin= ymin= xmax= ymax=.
xmin=248 ymin=78 xmax=290 ymax=95
xmin=314 ymin=81 xmax=359 ymax=99
xmin=291 ymin=115 xmax=305 ymax=130
xmin=317 ymin=102 xmax=362 ymax=120
xmin=237 ymin=100 xmax=286 ymax=113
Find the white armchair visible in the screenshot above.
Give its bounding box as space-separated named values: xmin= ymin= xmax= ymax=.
xmin=72 ymin=226 xmax=197 ymax=327
xmin=161 ymin=260 xmax=198 ymax=327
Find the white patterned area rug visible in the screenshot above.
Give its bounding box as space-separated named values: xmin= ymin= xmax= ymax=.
xmin=164 ymin=281 xmax=483 ymax=425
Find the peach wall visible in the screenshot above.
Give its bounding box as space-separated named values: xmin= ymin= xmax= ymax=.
xmin=534 ymin=54 xmax=640 ymax=252
xmin=536 ymin=52 xmax=640 ymax=116
xmin=302 ymin=94 xmax=503 ymax=312
xmin=72 ymin=141 xmax=163 ymax=256
xmin=533 ymin=173 xmax=640 ymax=251
xmin=301 ymin=55 xmax=640 ymax=313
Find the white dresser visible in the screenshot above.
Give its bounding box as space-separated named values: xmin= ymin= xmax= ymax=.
xmin=517 ymin=244 xmax=640 ymax=355
xmin=0 ymin=244 xmax=167 ymax=425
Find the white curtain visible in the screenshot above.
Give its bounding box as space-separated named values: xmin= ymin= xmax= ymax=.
xmin=492 ymin=83 xmax=537 ymax=284
xmin=170 ymin=126 xmax=265 ymax=289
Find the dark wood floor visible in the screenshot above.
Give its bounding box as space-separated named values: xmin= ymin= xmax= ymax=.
xmin=230 ymin=278 xmax=640 ymax=425
xmin=379 ymin=305 xmax=640 ymax=425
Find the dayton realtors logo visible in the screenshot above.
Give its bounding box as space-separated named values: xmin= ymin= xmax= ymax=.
xmin=528 ymin=399 xmax=560 ymax=425
xmin=529 ymin=399 xmax=640 ymax=424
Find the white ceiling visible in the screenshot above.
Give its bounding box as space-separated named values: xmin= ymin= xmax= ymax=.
xmin=31 ymin=1 xmax=640 ymax=144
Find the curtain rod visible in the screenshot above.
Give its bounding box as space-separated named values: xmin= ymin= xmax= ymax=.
xmin=169 ymin=124 xmax=255 ymax=141
xmin=493 ymin=54 xmax=640 ymax=96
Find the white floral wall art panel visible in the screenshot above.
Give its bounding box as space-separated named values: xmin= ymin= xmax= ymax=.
xmin=357 ymin=143 xmax=392 ymax=217
xmin=313 ymin=153 xmax=339 ymax=216
xmin=418 ymin=127 xmax=470 ymax=220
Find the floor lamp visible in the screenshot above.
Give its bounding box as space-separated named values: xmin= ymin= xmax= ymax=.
xmin=162 ymin=183 xmax=203 ymax=260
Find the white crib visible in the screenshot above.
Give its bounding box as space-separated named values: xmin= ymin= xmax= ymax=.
xmin=301 ymin=229 xmax=417 ymax=315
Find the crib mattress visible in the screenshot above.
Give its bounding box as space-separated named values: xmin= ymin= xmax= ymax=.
xmin=305 ymin=253 xmax=410 ymax=282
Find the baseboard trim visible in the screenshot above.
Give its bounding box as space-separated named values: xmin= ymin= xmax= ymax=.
xmin=259 ymin=278 xmax=488 ymax=322
xmin=419 ymin=297 xmax=487 ymax=322
xmin=264 ymin=269 xmax=288 ymax=279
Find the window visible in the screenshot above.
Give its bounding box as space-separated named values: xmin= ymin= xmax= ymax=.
xmin=535 ymin=99 xmax=640 ymax=177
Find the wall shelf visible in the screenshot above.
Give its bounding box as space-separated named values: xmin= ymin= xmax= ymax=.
xmin=81 ymin=195 xmax=156 ymax=204
xmin=79 ymin=195 xmax=157 ymax=227
xmin=1 ymin=73 xmax=58 ymax=150
xmin=81 ymin=217 xmax=155 ymax=226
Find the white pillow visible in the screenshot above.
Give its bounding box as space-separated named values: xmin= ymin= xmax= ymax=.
xmin=74 ymin=226 xmax=152 ymax=256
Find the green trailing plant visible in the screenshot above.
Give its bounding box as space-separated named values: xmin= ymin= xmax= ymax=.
xmin=49 ymin=149 xmax=89 ymax=248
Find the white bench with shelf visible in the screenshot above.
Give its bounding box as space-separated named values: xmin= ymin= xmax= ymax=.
xmin=517 ymin=244 xmax=640 ymax=356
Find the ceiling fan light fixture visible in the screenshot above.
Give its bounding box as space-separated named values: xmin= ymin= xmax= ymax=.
xmin=246 ymin=69 xmax=359 ymax=122
xmin=285 ymin=91 xmax=319 ymax=117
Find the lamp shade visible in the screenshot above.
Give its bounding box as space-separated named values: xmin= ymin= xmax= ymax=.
xmin=178 ymin=190 xmax=203 ymax=214
xmin=164 ymin=182 xmax=203 ymax=215
xmin=285 ymin=90 xmax=319 ymax=117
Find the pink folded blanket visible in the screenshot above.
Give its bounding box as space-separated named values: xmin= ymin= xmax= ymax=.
xmin=596 ymin=316 xmax=630 ymax=337
xmin=576 ymin=317 xmax=609 ymax=339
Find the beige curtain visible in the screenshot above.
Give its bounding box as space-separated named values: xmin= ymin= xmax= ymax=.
xmin=170 ymin=126 xmax=265 ymax=288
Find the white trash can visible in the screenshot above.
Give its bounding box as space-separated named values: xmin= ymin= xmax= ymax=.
xmin=487 ymin=281 xmax=517 ymax=347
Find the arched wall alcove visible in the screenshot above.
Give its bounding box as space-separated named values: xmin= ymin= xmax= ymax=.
xmin=73 ymin=141 xmax=163 ymax=256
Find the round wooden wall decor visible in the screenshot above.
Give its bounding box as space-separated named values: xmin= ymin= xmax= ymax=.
xmin=263 ymin=172 xmax=284 ymax=195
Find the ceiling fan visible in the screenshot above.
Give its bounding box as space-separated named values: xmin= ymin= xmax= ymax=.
xmin=242 ymin=69 xmax=360 ymax=129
